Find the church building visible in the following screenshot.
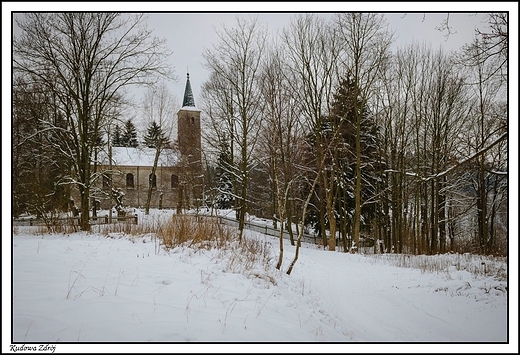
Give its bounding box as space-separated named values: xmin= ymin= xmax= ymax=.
xmin=91 ymin=74 xmax=203 ymax=211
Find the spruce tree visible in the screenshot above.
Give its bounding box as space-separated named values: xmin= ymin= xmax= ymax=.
xmin=143 ymin=121 xmax=169 ymax=148
xmin=305 ymin=76 xmax=381 ymax=249
xmin=111 ymin=124 xmax=123 ymax=147
xmin=121 ymin=119 xmax=139 ymax=147
xmin=329 ymin=76 xmax=380 ymax=244
xmin=214 ymin=139 xmax=234 ymax=209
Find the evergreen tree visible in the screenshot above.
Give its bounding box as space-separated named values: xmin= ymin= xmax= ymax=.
xmin=111 ymin=124 xmax=123 ymax=147
xmin=90 ymin=130 xmax=105 ymax=147
xmin=143 ymin=121 xmax=169 ymax=148
xmin=330 ymin=76 xmax=381 ymax=245
xmin=13 ymin=78 xmax=70 ymax=217
xmin=121 ymin=119 xmax=139 ymax=147
xmin=306 ymin=76 xmax=381 ymax=249
xmin=214 ymin=139 xmax=234 ymax=209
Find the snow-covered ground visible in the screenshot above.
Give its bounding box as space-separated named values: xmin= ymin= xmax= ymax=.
xmin=6 ymin=209 xmax=517 ymax=353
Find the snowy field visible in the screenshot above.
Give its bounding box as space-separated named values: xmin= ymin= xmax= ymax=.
xmin=6 ymin=209 xmax=516 ymax=353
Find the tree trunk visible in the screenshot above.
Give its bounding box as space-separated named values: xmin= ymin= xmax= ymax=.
xmin=79 ymin=185 xmax=90 ymax=231
xmin=324 ymin=166 xmax=337 ymax=251
xmin=286 ymin=174 xmax=320 ymax=275
xmin=145 ymin=145 xmax=161 ymax=215
xmin=238 ymin=140 xmax=248 ymax=240
xmin=352 ymin=114 xmax=362 ymax=252
xmin=438 ymin=175 xmax=447 ymax=253
xmin=286 ymin=198 xmax=295 ymax=246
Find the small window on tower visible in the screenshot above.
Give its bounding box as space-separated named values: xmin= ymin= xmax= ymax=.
xmin=171 ymin=174 xmax=179 ymax=189
xmin=190 ymin=117 xmax=194 ymax=125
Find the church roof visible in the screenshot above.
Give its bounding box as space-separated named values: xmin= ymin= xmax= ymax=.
xmin=182 ymin=73 xmax=196 ymax=108
xmin=97 ymin=147 xmax=179 ymax=167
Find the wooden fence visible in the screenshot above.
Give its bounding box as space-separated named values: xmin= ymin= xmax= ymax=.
xmin=12 ymin=215 xmax=138 ymax=226
xmin=214 ymin=215 xmax=376 ymax=253
xmin=13 ymin=212 xmax=377 ymax=253
xmin=216 ymin=215 xmax=318 ymax=245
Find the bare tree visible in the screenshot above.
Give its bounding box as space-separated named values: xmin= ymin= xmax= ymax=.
xmin=13 ymin=13 xmax=172 ymax=230
xmin=374 ymin=43 xmax=422 ymax=253
xmin=457 ymin=27 xmax=508 ymax=254
xmin=258 ymin=42 xmax=305 ymax=268
xmin=282 ymin=14 xmax=340 ymax=250
xmin=202 ymin=16 xmax=267 ymax=240
xmin=201 ymin=68 xmax=260 ymax=218
xmin=388 ymin=45 xmax=470 ymax=254
xmin=141 ymin=81 xmax=177 ymax=214
xmin=472 ymin=13 xmax=508 ymax=84
xmin=200 ymin=72 xmax=238 ymax=212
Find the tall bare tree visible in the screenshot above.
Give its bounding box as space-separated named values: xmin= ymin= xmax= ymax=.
xmin=282 ymin=14 xmax=340 ymax=250
xmin=374 ymin=43 xmax=422 ymax=253
xmin=258 ymin=42 xmax=305 ymax=268
xmin=202 ymin=16 xmax=267 ymax=239
xmin=200 ymin=70 xmax=237 ymax=207
xmin=141 ymin=81 xmax=177 ymax=214
xmin=456 ymin=15 xmax=508 ymax=254
xmin=13 ymin=13 xmax=172 ymax=230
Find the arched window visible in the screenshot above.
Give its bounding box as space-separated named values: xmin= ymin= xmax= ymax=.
xmin=171 ymin=174 xmax=179 ymax=189
xmin=149 ymin=173 xmax=157 ymax=189
xmin=126 ymin=173 xmax=134 ymax=188
xmin=190 ymin=116 xmax=195 ymax=125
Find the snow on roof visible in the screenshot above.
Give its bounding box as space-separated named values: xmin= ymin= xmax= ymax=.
xmin=179 ymin=105 xmax=201 ymax=112
xmin=97 ymin=147 xmax=179 ymax=167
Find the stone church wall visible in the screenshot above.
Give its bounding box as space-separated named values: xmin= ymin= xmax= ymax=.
xmin=69 ymin=164 xmax=184 ymax=212
xmin=97 ymin=164 xmax=183 ymax=210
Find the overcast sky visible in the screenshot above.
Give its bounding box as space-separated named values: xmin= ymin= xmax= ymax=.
xmin=6 ymin=3 xmax=516 ymax=106
xmin=145 ymin=11 xmax=491 ymax=106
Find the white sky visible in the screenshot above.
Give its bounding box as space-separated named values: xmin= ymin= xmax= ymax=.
xmin=147 ymin=11 xmax=489 ymax=105
xmin=6 ymin=3 xmax=517 ymax=106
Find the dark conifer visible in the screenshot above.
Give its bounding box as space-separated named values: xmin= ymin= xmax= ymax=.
xmin=143 ymin=121 xmax=169 ymax=148
xmin=121 ymin=119 xmax=139 ymax=148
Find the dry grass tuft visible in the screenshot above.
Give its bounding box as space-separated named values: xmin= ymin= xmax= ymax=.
xmin=160 ymin=215 xmax=236 ymax=250
xmin=366 ymin=252 xmax=507 ymax=281
xmin=14 ymin=214 xmax=276 ymax=286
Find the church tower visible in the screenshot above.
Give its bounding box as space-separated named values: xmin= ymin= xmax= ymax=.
xmin=177 ymin=73 xmax=202 ymax=207
xmin=177 ymin=73 xmax=201 ymax=166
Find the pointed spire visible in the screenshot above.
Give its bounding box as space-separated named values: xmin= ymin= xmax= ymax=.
xmin=182 ymin=73 xmax=196 ymax=107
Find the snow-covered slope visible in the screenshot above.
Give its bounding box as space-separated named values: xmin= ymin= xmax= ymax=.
xmin=8 ymin=210 xmax=513 ymax=353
